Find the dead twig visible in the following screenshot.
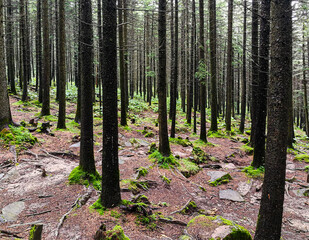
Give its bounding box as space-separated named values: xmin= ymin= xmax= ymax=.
xmin=170 ymin=199 xmax=193 ymax=215
xmin=158 ymin=218 xmax=187 ymax=226
xmin=0 ymin=229 xmax=22 ymax=238
xmin=26 ymin=210 xmax=52 ymax=217
xmin=40 ymin=149 xmax=62 ymax=160
xmin=25 ymin=150 xmax=39 ymax=160
xmin=49 ymin=151 xmax=78 ymax=158
xmin=55 ymin=187 xmax=93 ymax=238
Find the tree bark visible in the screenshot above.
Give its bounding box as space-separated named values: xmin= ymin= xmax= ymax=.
xmin=254 ymin=0 xmax=292 ymax=239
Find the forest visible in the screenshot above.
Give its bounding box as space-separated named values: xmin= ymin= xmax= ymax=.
xmin=0 ymin=0 xmax=308 ymax=239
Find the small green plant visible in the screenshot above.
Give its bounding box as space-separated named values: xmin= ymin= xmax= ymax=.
xmin=149 ymin=150 xmax=179 ymax=169
xmin=89 ymin=198 xmax=106 ymax=215
xmin=294 ymin=154 xmax=309 ymax=163
xmin=242 ymin=165 xmax=265 ymax=178
xmin=68 ymin=166 xmax=101 ymax=190
xmin=207 ymin=130 xmax=226 ymax=138
xmin=160 ymin=175 xmax=171 ymax=184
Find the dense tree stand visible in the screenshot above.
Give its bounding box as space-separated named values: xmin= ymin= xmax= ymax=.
xmin=254 ymin=0 xmax=292 ymax=239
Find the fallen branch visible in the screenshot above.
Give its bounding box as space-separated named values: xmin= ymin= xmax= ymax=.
xmin=170 ymin=199 xmax=193 ymax=215
xmin=55 ymin=187 xmax=93 ymax=238
xmin=0 ymin=229 xmax=22 ymax=238
xmin=40 ymin=149 xmax=62 ymax=160
xmin=25 ymin=150 xmax=39 ymax=160
xmin=158 ymin=218 xmax=187 ymax=226
xmin=26 ymin=210 xmax=52 ymax=217
xmin=48 ymin=151 xmax=78 ymax=158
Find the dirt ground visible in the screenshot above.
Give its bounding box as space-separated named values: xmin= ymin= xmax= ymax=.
xmin=0 ymin=95 xmax=309 ymax=240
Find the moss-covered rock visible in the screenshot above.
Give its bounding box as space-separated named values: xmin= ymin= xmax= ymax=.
xmin=186 ymin=215 xmax=252 ymax=240
xmin=170 ymin=137 xmax=193 ymax=147
xmin=104 ymin=225 xmax=130 ymax=240
xmin=207 ymin=171 xmax=232 ymax=186
xmin=135 ymin=167 xmax=149 ymax=179
xmin=178 ymin=158 xmax=200 ymax=178
xmin=242 ymin=166 xmax=264 ymax=179
xmin=68 ymin=166 xmax=101 ymax=190
xmin=192 ymin=147 xmax=209 ymax=163
xmin=149 ymin=150 xmax=179 ymax=169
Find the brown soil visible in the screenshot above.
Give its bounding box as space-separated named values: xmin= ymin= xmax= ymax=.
xmin=0 ymin=95 xmax=308 ymax=240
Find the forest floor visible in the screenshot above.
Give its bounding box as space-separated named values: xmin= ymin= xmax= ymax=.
xmin=0 ymin=91 xmax=309 ymax=240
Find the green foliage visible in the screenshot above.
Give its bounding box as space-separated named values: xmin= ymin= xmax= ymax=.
xmin=144 ymin=131 xmax=154 ymax=137
xmin=42 ymin=115 xmax=57 ymax=122
xmin=0 ymin=125 xmax=37 ymax=150
xmin=135 ymin=215 xmax=157 ymax=230
xmin=305 ymin=165 xmax=309 ymax=172
xmin=110 ymin=210 xmax=122 ymax=219
xmin=68 ymin=166 xmax=102 ymax=190
xmin=128 ymin=97 xmax=148 ymax=113
xmin=242 ymin=166 xmax=265 ymax=179
xmin=294 ymin=154 xmax=309 ymax=163
xmin=66 ymin=84 xmax=78 ymax=102
xmin=149 ymin=150 xmax=179 ymax=169
xmin=105 ymin=225 xmax=130 ymax=240
xmin=192 ymin=146 xmax=210 ymax=163
xmin=207 ymin=130 xmax=226 ymax=138
xmin=240 ymin=144 xmax=254 ymax=155
xmin=169 ymin=137 xmax=192 ymax=147
xmin=209 ymin=174 xmax=232 ymax=186
xmin=89 ymin=198 xmax=106 ymax=215
xmin=136 ymin=167 xmax=149 ymax=179
xmin=160 ymin=175 xmax=171 ymax=184
xmin=148 ymin=142 xmax=157 ymax=153
xmin=195 ymin=60 xmax=210 ymax=81
xmin=178 ymin=159 xmax=200 ymax=178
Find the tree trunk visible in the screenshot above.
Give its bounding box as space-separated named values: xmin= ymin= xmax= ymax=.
xmin=254 ymin=1 xmax=292 ymax=239
xmin=252 ymin=0 xmax=270 ymax=168
xmin=209 ymin=0 xmax=218 ymax=132
xmin=158 ymin=0 xmax=171 ymax=156
xmin=101 ymin=0 xmax=121 ymax=208
xmin=57 ymin=0 xmax=66 ymax=129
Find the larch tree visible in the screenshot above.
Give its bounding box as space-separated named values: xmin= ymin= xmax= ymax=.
xmin=79 ymin=0 xmax=96 ymax=174
xmin=0 ymin=0 xmax=13 ymax=130
xmin=252 ymin=0 xmax=270 ymax=168
xmin=225 ymin=0 xmax=233 ymax=132
xmin=57 ymin=0 xmax=66 ymax=129
xmin=101 ymin=0 xmax=121 ymax=207
xmin=254 ymin=0 xmax=292 ymax=239
xmin=158 ymin=0 xmax=171 ymax=156
xmin=41 ymin=0 xmax=51 ymax=116
xmin=209 ymin=0 xmax=218 ymax=132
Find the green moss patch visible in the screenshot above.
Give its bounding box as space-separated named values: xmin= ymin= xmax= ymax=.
xmin=68 ymin=166 xmax=101 ymax=190
xmin=170 ymin=137 xmax=193 ymax=147
xmin=207 ymin=130 xmax=227 ymax=138
xmin=305 ymin=166 xmax=309 ymax=172
xmin=149 ymin=150 xmax=179 ymax=169
xmin=0 ymin=125 xmax=37 ymax=150
xmin=240 ymin=144 xmax=254 ymax=155
xmin=120 ymin=179 xmax=154 ymax=194
xmin=178 ymin=158 xmax=200 ymax=178
xmin=89 ymin=198 xmax=106 ymax=215
xmin=242 ymin=166 xmax=265 ymax=179
xmin=160 ymin=175 xmax=171 ymax=184
xmin=135 ymin=167 xmax=149 ymax=179
xmin=294 ymin=154 xmax=309 ymax=163
xmin=192 ymin=146 xmax=209 ymax=163
xmin=105 ymin=225 xmax=130 ymax=240
xmin=209 ymin=174 xmax=232 ymax=186
xmin=180 ymin=201 xmax=198 ymax=215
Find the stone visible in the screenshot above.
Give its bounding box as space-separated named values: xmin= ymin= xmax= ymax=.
xmin=2 ymin=167 xmax=20 ymax=182
xmin=289 ymin=219 xmax=309 ymax=232
xmin=119 ymin=158 xmax=125 ymax=165
xmin=223 ymin=163 xmax=236 ymax=170
xmin=219 ymin=189 xmax=245 ymax=202
xmin=0 ymin=173 xmax=4 ymax=180
xmin=293 ymin=188 xmax=309 ymax=197
xmin=207 ymin=171 xmax=229 ymax=183
xmin=212 ymin=225 xmax=233 ymax=239
xmin=136 ymin=139 xmax=149 ymax=147
xmin=124 ymin=141 xmax=133 ymax=147
xmin=2 ymin=201 xmax=25 ymax=221
xmin=69 ymin=142 xmax=80 ymax=148
xmin=237 ymin=181 xmax=252 ymax=196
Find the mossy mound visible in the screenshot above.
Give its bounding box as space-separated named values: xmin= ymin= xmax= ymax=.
xmin=105 ymin=225 xmax=130 ymax=240
xmin=242 ymin=166 xmax=265 ymax=179
xmin=149 ymin=150 xmax=179 ymax=169
xmin=294 ymin=154 xmax=309 ymax=163
xmin=178 ymin=158 xmax=200 ymax=178
xmin=192 ymin=147 xmax=209 ymax=163
xmin=209 ymin=173 xmax=232 ymax=186
xmin=184 ymin=215 xmax=252 ymax=240
xmin=0 ymin=125 xmax=37 ymax=150
xmin=170 ymin=137 xmax=193 ymax=147
xmin=68 ymin=166 xmax=101 ymax=190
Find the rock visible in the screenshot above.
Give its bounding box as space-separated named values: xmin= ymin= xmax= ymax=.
xmin=223 ymin=163 xmax=236 ymax=170
xmin=219 ymin=189 xmax=245 ymax=202
xmin=186 ymin=215 xmax=252 ymax=240
xmin=237 ymin=181 xmax=252 ymax=196
xmin=286 ymin=163 xmax=295 ymax=170
xmin=207 ymin=171 xmax=232 ymax=186
xmin=289 ymin=219 xmax=309 ymax=232
xmin=0 ymin=173 xmax=4 ymax=180
xmin=136 ymin=139 xmax=149 ymax=147
xmin=124 ymin=141 xmax=133 ymax=147
xmin=293 ymin=188 xmax=309 ymax=197
xmin=69 ymin=142 xmax=80 ymax=148
xmin=2 ymin=201 xmax=25 ymax=221
xmin=119 ymin=157 xmax=125 ymax=165
xmin=1 ymin=167 xmax=20 ymax=182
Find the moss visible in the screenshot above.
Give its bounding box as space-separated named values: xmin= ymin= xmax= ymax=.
xmin=305 ymin=165 xmax=309 ymax=172
xmin=148 ymin=142 xmax=157 ymax=153
xmin=0 ymin=125 xmax=37 ymax=150
xmin=169 ymin=137 xmax=193 ymax=147
xmin=42 ymin=115 xmax=57 ymax=122
xmin=135 ymin=214 xmax=158 ymax=230
xmin=120 ymin=179 xmax=151 ymax=194
xmin=160 ymin=175 xmax=171 ymax=184
xmin=294 ymin=154 xmax=309 ymax=163
xmin=242 ymin=166 xmax=265 ymax=179
xmin=29 ymin=225 xmax=37 ymax=240
xmin=110 ymin=210 xmax=122 ymax=218
xmin=218 ymin=216 xmax=252 ymax=240
xmin=207 ymin=130 xmax=226 ymax=138
xmin=193 ymin=139 xmax=215 ymax=147
xmin=144 ymin=132 xmax=154 ymax=137
xmin=105 ymin=225 xmax=130 ymax=240
xmin=240 ymin=144 xmax=254 ymax=155
xmin=89 ymin=198 xmax=106 ymax=215
xmin=149 ymin=150 xmax=179 ymax=169
xmin=136 ymin=167 xmax=149 ymax=179
xmin=192 ymin=146 xmax=209 ymax=163
xmin=180 ymin=201 xmax=198 ymax=215
xmin=178 ymin=158 xmax=200 ymax=178
xmin=68 ymin=166 xmax=102 ymax=190
xmin=209 ymin=174 xmax=232 ymax=186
